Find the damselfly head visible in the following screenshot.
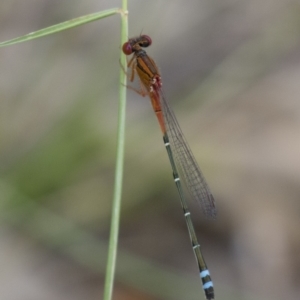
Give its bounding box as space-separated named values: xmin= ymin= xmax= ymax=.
xmin=138 ymin=35 xmax=152 ymax=48
xmin=122 ymin=42 xmax=133 ymax=55
xmin=122 ymin=35 xmax=152 ymax=55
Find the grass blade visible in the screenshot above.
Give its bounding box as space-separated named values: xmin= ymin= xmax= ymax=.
xmin=0 ymin=8 xmax=119 ymax=47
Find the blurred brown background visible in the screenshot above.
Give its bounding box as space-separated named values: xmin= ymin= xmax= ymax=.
xmin=1 ymin=1 xmax=300 ymax=299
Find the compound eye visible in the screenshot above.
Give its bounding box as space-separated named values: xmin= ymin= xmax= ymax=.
xmin=139 ymin=35 xmax=152 ymax=47
xmin=122 ymin=42 xmax=133 ymax=55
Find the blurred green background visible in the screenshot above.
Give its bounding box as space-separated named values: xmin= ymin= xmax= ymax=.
xmin=1 ymin=1 xmax=300 ymax=299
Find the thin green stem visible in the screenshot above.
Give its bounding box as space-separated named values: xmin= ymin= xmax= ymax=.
xmin=103 ymin=2 xmax=128 ymax=300
xmin=0 ymin=8 xmax=119 ymax=47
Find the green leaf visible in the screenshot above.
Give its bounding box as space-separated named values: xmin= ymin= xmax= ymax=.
xmin=0 ymin=8 xmax=120 ymax=47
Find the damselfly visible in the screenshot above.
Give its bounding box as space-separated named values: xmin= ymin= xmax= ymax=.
xmin=122 ymin=35 xmax=216 ymax=300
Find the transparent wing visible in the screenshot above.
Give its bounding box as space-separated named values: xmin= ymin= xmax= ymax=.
xmin=159 ymin=90 xmax=217 ymax=218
